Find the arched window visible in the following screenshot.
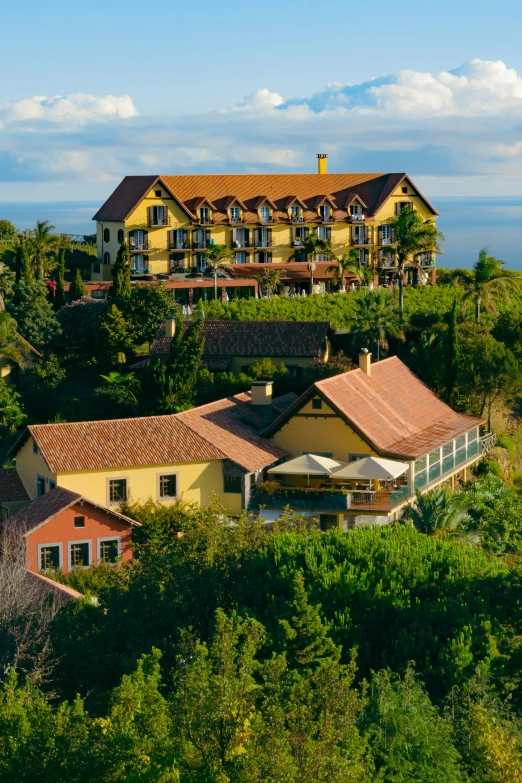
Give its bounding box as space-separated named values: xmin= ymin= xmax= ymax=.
xmin=103 ymin=252 xmax=111 ymax=265
xmin=117 ymin=229 xmax=124 ymax=243
xmin=103 ymin=228 xmax=110 ymax=242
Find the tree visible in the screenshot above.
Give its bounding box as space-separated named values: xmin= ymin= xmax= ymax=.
xmin=253 ymin=267 xmax=281 ymax=298
xmin=0 ymin=262 xmax=14 ymax=312
xmin=352 ymin=289 xmax=402 ymax=360
xmin=54 ymin=249 xmax=66 ymax=310
xmin=444 ymin=298 xmax=460 ymax=403
xmin=30 ymin=220 xmax=58 ymax=280
xmin=364 ymin=666 xmax=463 ymax=782
xmin=69 ymin=268 xmax=86 ymax=302
xmin=0 ymin=312 xmax=24 ymax=366
xmin=110 ymin=242 xmax=132 ymax=300
xmin=0 ymin=219 xmax=17 ymax=241
xmin=290 ymin=230 xmax=337 ymax=291
xmin=97 ymin=303 xmax=131 ymax=366
xmin=95 ymin=371 xmax=141 ymax=416
xmin=0 ymin=378 xmax=25 ymax=433
xmin=7 ymin=280 xmax=61 ymax=350
xmin=388 ymin=206 xmax=445 ymax=320
xmin=455 ymin=248 xmax=521 ymax=322
xmin=125 ymin=284 xmax=178 ymax=347
xmin=328 ymin=249 xmax=374 ymax=291
xmin=14 ymin=238 xmax=32 ymax=285
xmin=205 ymin=243 xmax=234 ymax=302
xmin=403 ymin=486 xmax=483 ymax=546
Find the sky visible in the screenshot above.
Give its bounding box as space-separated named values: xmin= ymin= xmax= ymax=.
xmin=2 ymin=0 xmax=522 ymax=209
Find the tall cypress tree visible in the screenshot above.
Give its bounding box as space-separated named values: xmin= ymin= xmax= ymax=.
xmin=54 ymin=249 xmax=66 ymax=310
xmin=110 ymin=242 xmax=132 ymax=300
xmin=15 ymin=238 xmax=32 ymax=284
xmin=444 ymin=298 xmax=460 ymax=403
xmin=69 ymin=268 xmax=87 ymax=301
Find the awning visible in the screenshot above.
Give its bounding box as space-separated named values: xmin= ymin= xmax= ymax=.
xmin=268 ymin=453 xmax=343 ymax=476
xmin=331 ymin=456 xmax=409 ymax=480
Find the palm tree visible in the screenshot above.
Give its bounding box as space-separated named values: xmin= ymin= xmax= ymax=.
xmin=388 ymin=207 xmax=445 ymax=320
xmin=253 ymin=268 xmax=281 ymax=298
xmin=453 ymin=248 xmax=521 ymax=322
xmin=205 ymin=244 xmax=234 ymax=302
xmin=352 ymin=288 xmax=402 ymax=361
xmin=289 ymin=231 xmax=336 ymax=293
xmin=328 ymin=249 xmax=376 ymax=291
xmin=403 ymin=486 xmax=482 ymax=546
xmin=31 ymin=220 xmax=58 ymax=280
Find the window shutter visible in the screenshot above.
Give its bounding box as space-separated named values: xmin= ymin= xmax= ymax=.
xmin=326 ymin=227 xmax=331 ymax=242
xmin=304 ymin=227 xmax=309 ymax=240
xmin=206 ymin=230 xmax=211 ymax=244
xmin=268 ymin=252 xmax=272 ymax=263
xmin=267 ymin=228 xmax=272 ymax=244
xmin=182 ymin=229 xmax=188 ymax=247
xmin=244 ymin=228 xmax=250 ymax=246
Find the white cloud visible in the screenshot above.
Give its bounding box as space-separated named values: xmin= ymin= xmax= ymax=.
xmin=3 ymin=60 xmax=522 ymax=198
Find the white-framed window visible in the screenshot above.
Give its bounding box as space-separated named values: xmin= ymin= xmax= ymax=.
xmin=260 ymin=205 xmax=271 ymax=222
xmin=150 ymin=205 xmax=168 ymax=226
xmin=36 ymin=476 xmax=46 ymax=498
xmin=380 ymin=225 xmax=393 ymax=245
xmin=107 ymin=478 xmax=128 ymax=506
xmin=235 ymin=252 xmax=247 ymax=264
xmin=38 ymin=542 xmax=62 ymax=572
xmin=229 ymin=206 xmax=241 ymax=221
xmin=157 ymin=472 xmax=178 ymax=501
xmin=350 ymin=204 xmax=361 ymax=215
xmin=290 ymin=204 xmax=302 ymax=219
xmin=316 ymin=254 xmax=330 ymax=262
xmin=319 ymin=204 xmax=331 ymax=220
xmin=199 ymin=207 xmax=210 ymax=223
xmin=134 ymin=254 xmax=147 ymax=273
xmin=130 ymin=229 xmax=146 ymax=251
xmin=317 ymin=226 xmax=329 ymax=241
xmin=103 ymin=252 xmax=111 ymax=265
xmin=98 ymin=537 xmax=121 ymax=565
xmin=68 ymin=539 xmax=92 ymax=570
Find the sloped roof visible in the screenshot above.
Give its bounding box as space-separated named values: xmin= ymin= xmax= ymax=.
xmin=150 ymin=320 xmax=330 ymax=359
xmin=26 ymin=416 xmax=227 ymax=473
xmin=225 ymin=262 xmax=358 ymax=283
xmin=177 ymin=391 xmax=291 ymax=472
xmin=0 ymin=469 xmax=29 ymax=503
xmin=265 ymin=357 xmax=481 ymax=459
xmin=25 ymin=570 xmax=83 ymax=603
xmin=2 ymin=486 xmax=139 ymax=535
xmin=93 ymin=172 xmax=438 ymax=223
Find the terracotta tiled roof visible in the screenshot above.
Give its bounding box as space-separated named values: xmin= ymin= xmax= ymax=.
xmin=28 ymin=416 xmax=226 ymax=473
xmin=178 ymin=392 xmax=291 ymax=472
xmin=266 ymin=357 xmax=481 ymax=459
xmin=226 ymin=262 xmax=358 ymax=283
xmin=150 ymin=320 xmax=330 ymax=360
xmin=0 ymin=469 xmax=29 ymax=503
xmin=2 ymin=486 xmax=139 ymax=535
xmin=93 ymin=172 xmax=439 ymax=223
xmin=25 ymin=571 xmax=83 ymax=603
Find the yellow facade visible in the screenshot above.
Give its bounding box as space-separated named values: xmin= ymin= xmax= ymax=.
xmin=92 ymin=179 xmax=437 ymax=282
xmin=17 ymin=437 xmax=242 ymax=515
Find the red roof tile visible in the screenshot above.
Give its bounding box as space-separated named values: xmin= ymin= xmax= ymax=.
xmin=0 ymin=469 xmax=29 ymax=503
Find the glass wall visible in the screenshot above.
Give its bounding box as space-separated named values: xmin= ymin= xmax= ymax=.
xmin=415 ymin=428 xmax=481 ymax=491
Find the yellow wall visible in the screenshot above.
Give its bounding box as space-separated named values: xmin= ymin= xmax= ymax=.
xmin=93 ymin=177 xmax=437 ymax=281
xmin=17 ymin=438 xmax=243 ymax=514
xmin=270 ymin=399 xmax=376 ymax=463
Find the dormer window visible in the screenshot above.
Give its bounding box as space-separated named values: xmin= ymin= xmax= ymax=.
xmin=229 ymin=206 xmax=241 ymax=222
xmin=319 ymin=204 xmax=332 ymax=221
xmin=260 ymin=205 xmax=271 ymax=222
xmin=290 ymin=205 xmax=302 ymax=220
xmin=200 ymin=207 xmax=210 ymax=224
xmin=350 ymin=204 xmax=361 ymax=215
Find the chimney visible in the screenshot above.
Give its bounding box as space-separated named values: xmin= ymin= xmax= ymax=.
xmin=317 ymin=153 xmax=328 ymax=174
xmin=165 ymin=316 xmax=176 ymax=339
xmin=251 ymin=380 xmax=273 ymax=406
xmin=359 ymin=349 xmax=371 ymax=375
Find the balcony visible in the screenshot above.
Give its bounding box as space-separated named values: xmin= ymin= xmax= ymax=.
xmin=230 ymin=217 xmax=243 ymax=225
xmin=148 ymin=215 xmax=171 ymax=227
xmin=352 ymin=235 xmax=370 ymax=245
xmin=349 ymin=214 xmax=366 ymax=222
xmin=291 ymin=215 xmax=304 ymax=223
xmin=130 ymin=242 xmax=151 ymax=252
xmin=232 ymin=240 xmax=251 ymax=249
xmin=252 ymin=483 xmax=412 ymax=514
xmin=256 ymin=239 xmax=273 ymax=248
xmin=169 ymin=240 xmax=190 ymax=250
xmin=192 ymin=241 xmax=209 ymax=250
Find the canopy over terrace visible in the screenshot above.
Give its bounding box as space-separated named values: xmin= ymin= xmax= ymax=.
xmin=331 ymin=456 xmax=409 ymax=481
xmin=268 ymin=453 xmax=343 ymax=477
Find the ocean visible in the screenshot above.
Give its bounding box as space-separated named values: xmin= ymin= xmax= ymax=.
xmin=1 ymin=197 xmax=521 ymax=270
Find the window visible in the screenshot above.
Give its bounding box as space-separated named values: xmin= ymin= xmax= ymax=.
xmin=380 ymin=225 xmax=393 ymax=244
xmin=33 ymin=440 xmax=39 ymax=455
xmin=150 ymin=205 xmax=168 ymax=226
xmin=155 ymin=190 xmax=162 ymax=197
xmin=467 ymin=427 xmax=479 ymax=443
xmin=350 ymin=204 xmax=361 ymax=215
xmin=74 ymin=515 xmax=85 ymax=528
xmin=103 ymin=228 xmax=110 ymax=242
xmin=229 ymin=206 xmax=241 ymax=221
xmin=312 ymin=398 xmax=322 ymax=409
xmin=234 ymin=227 xmax=250 ymax=248
xmin=317 ymin=226 xmax=330 ymax=241
xmin=103 ymin=252 xmax=111 ymax=265
xmin=158 ymin=473 xmax=177 ymax=500
xmin=396 ymin=201 xmax=413 ymax=215
xmin=134 ymin=254 xmax=148 ymax=274
xmin=36 ymin=476 xmax=46 ymax=498
xmin=117 ymin=229 xmax=124 ymax=243
xmin=49 ymin=480 xmax=56 ymax=490
xmin=235 ymin=252 xmax=247 ymax=264
xmin=319 ymin=204 xmax=331 ymax=220
xmin=415 ymin=456 xmax=427 ymax=474
xmin=224 ymin=475 xmax=242 ymax=494
xmin=39 ymin=544 xmax=61 ymax=572
xmin=349 ymin=454 xmax=369 ymax=462
xmin=260 ymin=205 xmax=271 ymax=222
xmin=200 ymin=207 xmax=210 ymax=223
xmin=401 ymin=186 xmax=408 ymax=194
xmin=69 ymin=541 xmax=91 ymax=569
xmin=442 ymin=441 xmax=454 ymax=457
xmin=290 ymin=205 xmax=302 ymax=219
xmin=98 ymin=538 xmax=120 ymax=564
xmin=108 ymin=478 xmax=127 ymax=505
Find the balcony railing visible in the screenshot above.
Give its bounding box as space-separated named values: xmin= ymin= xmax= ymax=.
xmin=130 ymin=242 xmax=150 ymax=252
xmin=230 ymin=217 xmax=243 ymax=225
xmin=169 ymin=240 xmax=190 ymax=250
xmin=148 ymin=216 xmax=171 ymax=227
xmin=352 ymin=235 xmax=370 ymax=245
xmin=291 ymin=215 xmax=304 ymax=223
xmin=193 ymin=242 xmax=209 ymax=250
xmin=232 ymin=240 xmax=251 ymax=249
xmin=256 ymin=239 xmax=273 ymax=248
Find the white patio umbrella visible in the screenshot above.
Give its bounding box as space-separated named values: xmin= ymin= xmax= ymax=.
xmin=331 ymin=456 xmax=408 ymax=481
xmin=268 ymin=453 xmax=343 ymax=486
